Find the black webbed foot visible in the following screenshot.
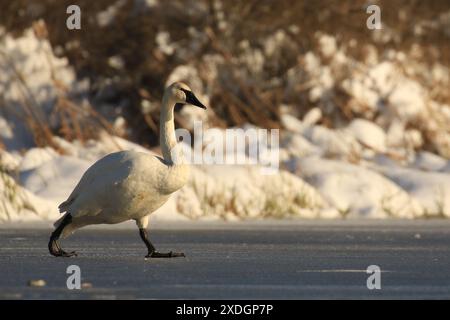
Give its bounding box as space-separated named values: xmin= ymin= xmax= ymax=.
xmin=57 ymin=250 xmax=78 ymax=258
xmin=145 ymin=251 xmax=185 ymax=258
xmin=49 ymin=238 xmax=77 ymax=257
xmin=139 ymin=227 xmax=185 ymax=259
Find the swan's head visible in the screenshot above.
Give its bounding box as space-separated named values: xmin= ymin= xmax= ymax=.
xmin=166 ymin=82 xmax=207 ymax=109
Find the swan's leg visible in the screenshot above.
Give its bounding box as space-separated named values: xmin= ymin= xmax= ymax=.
xmin=138 ymin=228 xmax=185 ymax=258
xmin=48 ymin=214 xmax=77 ymax=257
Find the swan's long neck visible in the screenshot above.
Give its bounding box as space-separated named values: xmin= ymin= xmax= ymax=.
xmin=157 ymin=91 xmax=190 ymax=194
xmin=160 ymin=95 xmax=182 ymax=165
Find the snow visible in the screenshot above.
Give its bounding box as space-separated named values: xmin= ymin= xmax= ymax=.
xmin=282 ymin=133 xmax=322 ymax=159
xmin=0 ymin=115 xmax=35 ymax=151
xmin=302 ymin=125 xmax=361 ymax=159
xmin=302 ymin=108 xmax=322 ymax=127
xmin=20 ymin=156 xmax=91 ymax=203
xmin=412 ymin=152 xmax=448 ymax=172
xmin=0 ymin=117 xmax=14 ymax=143
xmin=19 ymin=147 xmax=58 ymax=171
xmin=297 ymin=156 xmax=424 ymax=218
xmin=1 ymin=123 xmax=449 ymax=222
xmin=373 ymin=163 xmax=450 ymax=217
xmin=178 ymin=165 xmax=331 ymax=220
xmin=280 ymin=114 xmax=305 ymax=134
xmin=0 ymin=170 xmax=58 ymax=222
xmin=317 ymin=33 xmax=337 ymax=59
xmin=347 ymin=119 xmax=386 ymax=153
xmin=0 ymin=29 xmax=77 ymax=113
xmin=0 ymin=28 xmax=449 ymax=223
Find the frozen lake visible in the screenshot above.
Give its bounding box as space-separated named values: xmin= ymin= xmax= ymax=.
xmin=0 ymin=220 xmax=449 ymax=299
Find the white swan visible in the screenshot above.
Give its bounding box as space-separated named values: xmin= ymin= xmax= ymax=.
xmin=48 ymin=82 xmax=206 ymax=258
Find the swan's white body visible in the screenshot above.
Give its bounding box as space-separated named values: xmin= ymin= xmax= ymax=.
xmin=57 ymin=151 xmax=189 ymax=236
xmin=55 ymin=82 xmax=198 ymax=238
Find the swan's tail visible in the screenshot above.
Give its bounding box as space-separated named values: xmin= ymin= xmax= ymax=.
xmin=58 ymin=198 xmax=74 ymax=214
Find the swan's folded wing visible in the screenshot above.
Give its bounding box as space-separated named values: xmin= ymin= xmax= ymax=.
xmin=58 ymin=151 xmax=134 ymax=215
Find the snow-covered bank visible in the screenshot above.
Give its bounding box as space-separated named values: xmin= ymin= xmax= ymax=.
xmin=1 ymin=128 xmax=449 ymax=223
xmin=1 ymin=25 xmax=449 ymax=223
xmin=0 ymin=168 xmax=57 ymax=222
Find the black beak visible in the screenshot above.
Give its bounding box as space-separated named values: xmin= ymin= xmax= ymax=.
xmin=181 ymin=89 xmax=207 ymax=109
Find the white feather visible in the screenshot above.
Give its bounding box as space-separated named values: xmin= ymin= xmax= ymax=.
xmin=56 ymin=82 xmax=195 ymax=237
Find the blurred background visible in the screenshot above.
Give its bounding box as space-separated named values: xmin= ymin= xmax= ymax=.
xmin=0 ymin=0 xmax=449 ymax=223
